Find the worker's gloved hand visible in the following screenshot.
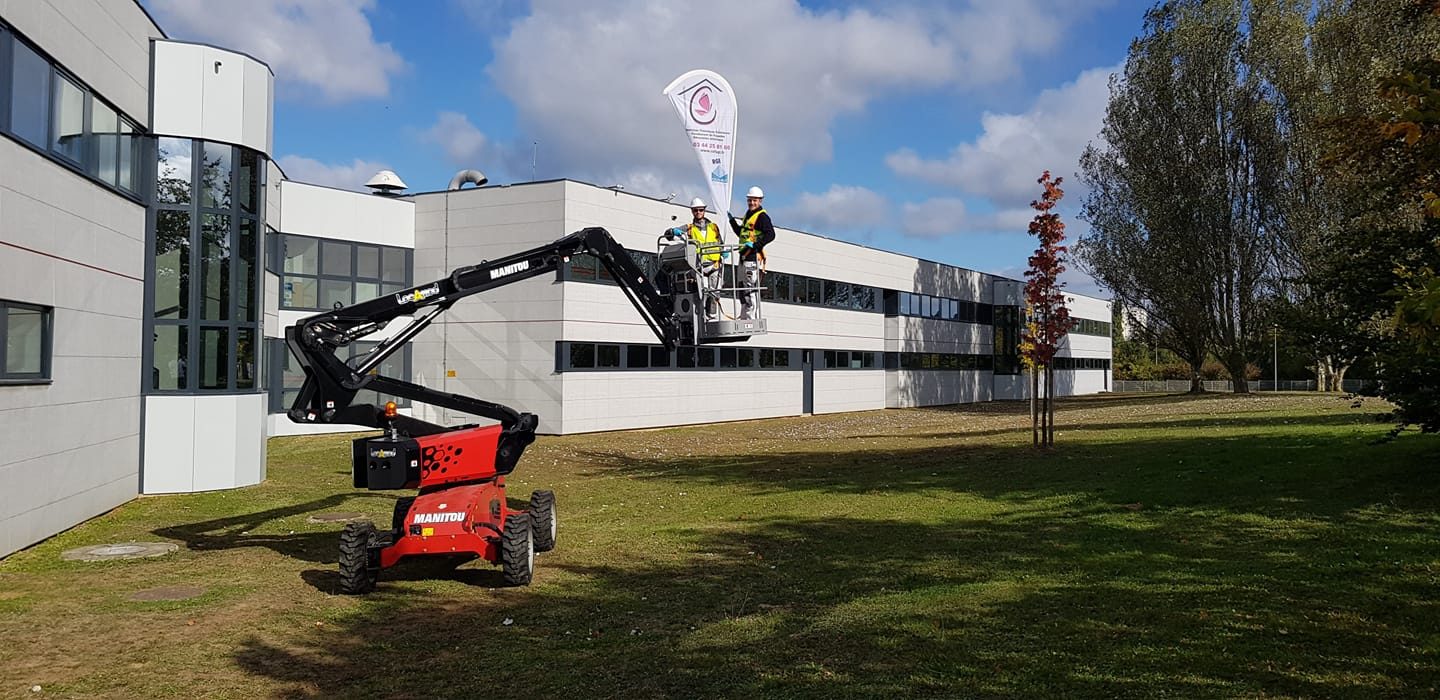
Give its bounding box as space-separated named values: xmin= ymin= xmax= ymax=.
xmin=669 ymin=227 xmax=685 ymax=239
xmin=741 ymin=240 xmax=755 ymax=250
xmin=721 ymin=250 xmax=731 ymax=260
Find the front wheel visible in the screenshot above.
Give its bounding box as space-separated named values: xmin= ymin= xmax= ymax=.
xmin=529 ymin=490 xmax=556 ymax=552
xmin=338 ymin=521 xmax=379 ymax=595
xmin=500 ymin=513 xmax=534 ymax=586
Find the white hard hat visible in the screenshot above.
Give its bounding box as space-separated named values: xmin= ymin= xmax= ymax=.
xmin=690 ymin=197 xmax=706 ymax=209
xmin=746 ymin=186 xmax=764 ymax=198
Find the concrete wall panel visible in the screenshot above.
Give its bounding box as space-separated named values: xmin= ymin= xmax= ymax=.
xmin=280 ymin=182 xmax=414 ymax=247
xmin=0 ymin=0 xmax=160 ymax=125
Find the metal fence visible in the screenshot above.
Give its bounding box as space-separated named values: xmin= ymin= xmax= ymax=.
xmin=1111 ymin=379 xmax=1377 ymax=393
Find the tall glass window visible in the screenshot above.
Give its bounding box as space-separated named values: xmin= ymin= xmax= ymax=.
xmin=9 ymin=39 xmax=51 ymax=146
xmin=146 ymin=139 xmax=266 ymax=393
xmin=90 ymin=99 xmax=118 ymax=185
xmin=50 ymin=74 xmax=85 ymax=163
xmin=992 ymin=306 xmax=1022 ymax=375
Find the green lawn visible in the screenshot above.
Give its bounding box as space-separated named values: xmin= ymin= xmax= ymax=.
xmin=1 ymin=393 xmax=1438 ymax=698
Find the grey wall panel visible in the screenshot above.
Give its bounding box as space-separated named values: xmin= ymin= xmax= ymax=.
xmin=0 ymin=0 xmax=161 ymax=125
xmin=0 ymin=436 xmax=138 ymax=557
xmin=890 ymin=370 xmax=995 ymax=408
xmin=812 ymin=370 xmax=887 ymax=414
xmin=0 ymin=140 xmax=143 ymax=557
xmin=560 ymin=371 xmax=802 ymax=434
xmin=151 ymin=41 xmax=273 ymax=154
xmin=411 ymin=186 xmax=567 ymax=431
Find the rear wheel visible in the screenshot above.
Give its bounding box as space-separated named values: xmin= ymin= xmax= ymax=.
xmin=500 ymin=513 xmax=533 ymax=586
xmin=529 ymin=490 xmax=556 ymax=552
xmin=338 ymin=521 xmax=379 ymax=594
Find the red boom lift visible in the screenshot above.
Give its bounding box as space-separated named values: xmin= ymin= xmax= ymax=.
xmin=287 ymin=226 xmax=750 ymax=593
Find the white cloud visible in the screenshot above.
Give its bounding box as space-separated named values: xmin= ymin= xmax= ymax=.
xmin=148 ymin=0 xmax=406 ymax=103
xmin=420 ymin=112 xmax=490 ymax=166
xmin=790 ymin=185 xmax=890 ymax=233
xmin=277 ymin=155 xmax=390 ymax=191
xmin=900 ymin=197 xmax=970 ymax=237
xmin=899 ymin=198 xmax=1033 ymax=238
xmin=886 ymin=64 xmax=1117 ymax=205
xmin=485 ymin=0 xmax=1099 ymax=199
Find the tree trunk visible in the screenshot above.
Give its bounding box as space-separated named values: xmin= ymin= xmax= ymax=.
xmin=1226 ymin=352 xmax=1250 ymax=394
xmin=1315 ymin=356 xmax=1350 ymax=392
xmin=1189 ymin=362 xmax=1205 ymax=393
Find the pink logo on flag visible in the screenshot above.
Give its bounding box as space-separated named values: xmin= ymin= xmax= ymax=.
xmin=689 ymin=87 xmax=716 ymax=125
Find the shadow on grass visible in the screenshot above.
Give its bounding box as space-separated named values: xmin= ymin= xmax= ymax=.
xmin=574 ymin=429 xmax=1438 ymax=521
xmin=153 ymin=493 xmax=400 ymax=565
xmin=231 ymin=511 xmax=1439 ymax=698
xmin=228 ymin=426 xmax=1440 ymax=699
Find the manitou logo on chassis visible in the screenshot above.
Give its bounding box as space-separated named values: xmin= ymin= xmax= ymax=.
xmin=412 ymin=512 xmax=467 ymax=524
xmin=488 ymin=260 xmax=530 ymax=280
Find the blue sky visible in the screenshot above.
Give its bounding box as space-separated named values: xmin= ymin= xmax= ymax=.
xmin=144 ymin=0 xmax=1150 ymax=296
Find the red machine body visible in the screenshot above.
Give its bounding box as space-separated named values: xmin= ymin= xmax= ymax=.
xmin=380 ymin=480 xmax=512 ymax=568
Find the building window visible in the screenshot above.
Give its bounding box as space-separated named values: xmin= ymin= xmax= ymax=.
xmin=147 ymin=139 xmax=265 ymax=393
xmin=275 ymin=234 xmax=411 ymax=311
xmin=557 ymin=342 xmax=801 ymax=371
xmin=2 ymin=25 xmax=144 ymax=196
xmin=886 ymin=290 xmax=995 ymax=327
xmin=820 ymin=350 xmax=879 ymax=369
xmin=1053 ymin=357 xmax=1112 ymax=371
xmin=992 ymin=306 xmax=1022 ymax=375
xmin=49 ymin=74 xmax=85 ymax=163
xmin=8 ymin=37 xmax=51 ymax=147
xmin=886 ymin=352 xmax=995 ymax=372
xmin=1071 ymin=317 xmax=1112 ymax=337
xmin=0 ymin=301 xmax=52 ymax=382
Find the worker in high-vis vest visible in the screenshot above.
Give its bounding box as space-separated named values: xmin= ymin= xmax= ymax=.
xmin=729 ymin=186 xmax=776 ymax=320
xmin=674 ymin=197 xmax=725 ymax=320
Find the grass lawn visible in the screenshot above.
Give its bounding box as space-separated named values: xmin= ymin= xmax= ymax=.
xmin=1 ymin=393 xmax=1438 ymax=698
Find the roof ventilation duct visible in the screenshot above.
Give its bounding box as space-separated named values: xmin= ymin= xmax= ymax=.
xmin=448 ymin=169 xmax=488 ymax=191
xmin=365 ymin=170 xmax=408 ymax=196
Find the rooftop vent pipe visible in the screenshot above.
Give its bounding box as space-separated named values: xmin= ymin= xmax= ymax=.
xmin=448 ymin=169 xmax=488 ymax=190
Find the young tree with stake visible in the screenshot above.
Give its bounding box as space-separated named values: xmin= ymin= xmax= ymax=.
xmin=1024 ymin=171 xmax=1073 ymax=447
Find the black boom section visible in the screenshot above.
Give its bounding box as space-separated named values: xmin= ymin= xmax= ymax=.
xmin=286 ymin=227 xmax=683 ymax=438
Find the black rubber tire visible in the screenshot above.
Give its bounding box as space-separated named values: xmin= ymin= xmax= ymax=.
xmin=500 ymin=512 xmax=534 ymax=586
xmin=338 ymin=520 xmax=379 ymax=595
xmin=391 ymin=496 xmax=416 ymax=534
xmin=529 ymin=490 xmax=557 ymax=552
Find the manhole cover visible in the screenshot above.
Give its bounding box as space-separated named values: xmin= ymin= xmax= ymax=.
xmin=129 ymin=585 xmax=206 ymax=602
xmin=61 ymin=542 xmax=178 ymax=562
xmin=306 ymin=512 xmax=368 ymax=523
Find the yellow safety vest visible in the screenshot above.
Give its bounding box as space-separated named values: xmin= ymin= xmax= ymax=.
xmin=740 ymin=208 xmax=768 ymax=266
xmin=688 ymin=220 xmax=722 ymax=263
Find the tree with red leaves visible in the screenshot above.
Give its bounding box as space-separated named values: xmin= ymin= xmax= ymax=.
xmin=1023 ymin=171 xmax=1073 ymax=447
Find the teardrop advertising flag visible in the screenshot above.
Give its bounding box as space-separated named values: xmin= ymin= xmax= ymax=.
xmin=663 ymin=69 xmax=737 ymax=217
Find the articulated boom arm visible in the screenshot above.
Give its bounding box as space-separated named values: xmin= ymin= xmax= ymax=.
xmin=286 ymin=227 xmax=680 ymax=446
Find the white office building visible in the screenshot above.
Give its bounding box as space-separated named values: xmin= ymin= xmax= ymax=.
xmin=0 ymin=0 xmax=1110 ymax=558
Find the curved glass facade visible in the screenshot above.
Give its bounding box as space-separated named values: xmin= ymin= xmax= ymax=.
xmin=146 ymin=137 xmax=266 ymax=393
